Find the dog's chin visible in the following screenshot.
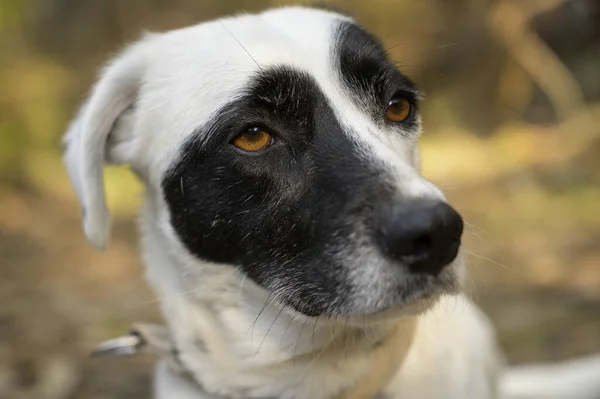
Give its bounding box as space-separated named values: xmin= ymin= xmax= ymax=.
xmin=344 ymin=276 xmax=460 ymax=326
xmin=339 ymin=270 xmax=461 ymax=326
xmin=273 ymin=259 xmax=463 ymax=326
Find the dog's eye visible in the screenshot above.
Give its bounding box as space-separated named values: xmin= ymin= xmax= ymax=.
xmin=231 ymin=127 xmax=273 ymax=152
xmin=385 ymin=95 xmax=412 ymax=123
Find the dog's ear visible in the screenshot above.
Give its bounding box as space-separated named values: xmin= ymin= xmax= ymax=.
xmin=63 ymin=41 xmax=149 ymax=251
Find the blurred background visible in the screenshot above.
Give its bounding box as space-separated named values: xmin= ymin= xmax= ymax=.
xmin=1 ymin=0 xmax=599 ymax=398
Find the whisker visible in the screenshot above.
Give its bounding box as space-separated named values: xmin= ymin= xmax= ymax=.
xmin=293 ymin=320 xmax=308 ymax=366
xmin=254 ymin=305 xmax=285 ymax=358
xmin=463 ymin=220 xmax=506 ymax=267
xmin=280 ymin=313 xmax=297 ymax=350
xmin=463 ymin=220 xmax=494 ymax=241
xmin=312 ymin=316 xmax=320 ymax=353
xmin=219 ymin=21 xmax=262 ymax=69
xmin=464 ymin=230 xmax=505 ymax=266
xmin=342 ymin=319 xmax=351 ymax=362
xmin=464 ymin=250 xmax=507 ymax=269
xmin=385 ymin=41 xmax=412 ymax=52
xmin=329 ymin=319 xmax=338 ymax=349
xmin=246 ymin=293 xmax=274 ymax=344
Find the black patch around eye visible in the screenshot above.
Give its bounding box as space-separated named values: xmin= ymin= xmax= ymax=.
xmin=162 ymin=66 xmax=321 ymax=264
xmin=160 ymin=65 xmax=394 ymax=316
xmin=334 ymin=21 xmax=420 ymax=128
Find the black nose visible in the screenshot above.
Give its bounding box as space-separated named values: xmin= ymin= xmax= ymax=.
xmin=376 ymin=201 xmax=464 ymax=275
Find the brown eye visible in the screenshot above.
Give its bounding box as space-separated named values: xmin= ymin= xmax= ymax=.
xmin=385 ymin=96 xmax=412 ymax=123
xmin=232 ymin=127 xmax=273 ymax=152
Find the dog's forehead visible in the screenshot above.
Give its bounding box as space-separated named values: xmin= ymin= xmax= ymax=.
xmin=137 ymin=7 xmax=405 ymax=182
xmin=139 ymin=8 xmax=350 ymax=177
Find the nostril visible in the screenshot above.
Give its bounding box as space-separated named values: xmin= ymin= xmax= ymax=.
xmin=413 ymin=234 xmax=432 ymax=253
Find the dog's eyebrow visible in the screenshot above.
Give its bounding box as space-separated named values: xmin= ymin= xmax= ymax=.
xmin=334 ymin=21 xmax=422 ymax=107
xmin=181 ymin=66 xmax=321 ymax=158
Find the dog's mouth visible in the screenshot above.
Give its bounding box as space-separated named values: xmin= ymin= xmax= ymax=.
xmin=268 ymin=274 xmax=460 ymax=326
xmin=343 ymin=258 xmax=462 ymax=320
xmin=264 ymin=249 xmax=464 ymax=321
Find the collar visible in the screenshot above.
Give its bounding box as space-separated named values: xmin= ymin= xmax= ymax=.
xmin=92 ymin=323 xmax=195 ymax=380
xmin=92 ymin=320 xmax=415 ymax=399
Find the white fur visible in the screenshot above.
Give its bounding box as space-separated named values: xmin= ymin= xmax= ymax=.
xmin=64 ymin=6 xmax=600 ymax=399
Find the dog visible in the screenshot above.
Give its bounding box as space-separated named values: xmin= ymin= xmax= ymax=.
xmin=63 ymin=5 xmax=600 ymax=399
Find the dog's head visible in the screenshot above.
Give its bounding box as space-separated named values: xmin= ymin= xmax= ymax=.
xmin=64 ymin=6 xmax=464 ymax=320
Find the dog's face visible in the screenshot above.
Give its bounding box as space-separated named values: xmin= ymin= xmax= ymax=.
xmin=64 ymin=7 xmax=463 ymax=319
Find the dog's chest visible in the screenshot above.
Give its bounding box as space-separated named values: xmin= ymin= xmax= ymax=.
xmin=152 ymin=296 xmax=499 ymax=399
xmin=154 ymin=353 xmax=374 ymax=399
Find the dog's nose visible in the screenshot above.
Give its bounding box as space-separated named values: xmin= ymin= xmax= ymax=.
xmin=376 ymin=201 xmax=463 ymax=275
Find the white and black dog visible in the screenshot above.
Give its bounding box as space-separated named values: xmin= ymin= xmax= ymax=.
xmin=63 ymin=6 xmax=600 ymax=399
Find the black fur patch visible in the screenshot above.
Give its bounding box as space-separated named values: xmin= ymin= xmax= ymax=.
xmin=334 ymin=21 xmax=421 ymax=131
xmin=162 ymin=65 xmax=395 ymax=316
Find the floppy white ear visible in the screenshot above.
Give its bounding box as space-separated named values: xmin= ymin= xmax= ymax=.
xmin=63 ymin=42 xmax=148 ymax=250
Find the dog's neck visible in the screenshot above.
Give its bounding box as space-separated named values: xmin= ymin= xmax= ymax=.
xmin=140 ymin=202 xmax=417 ymax=399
